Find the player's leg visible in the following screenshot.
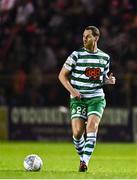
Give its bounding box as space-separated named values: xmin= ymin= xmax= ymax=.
xmin=82 ymin=97 xmax=106 ymax=168
xmin=82 ymin=114 xmax=100 ymax=167
xmin=72 ymin=118 xmax=86 ymax=161
xmin=70 ymin=98 xmax=87 ymax=164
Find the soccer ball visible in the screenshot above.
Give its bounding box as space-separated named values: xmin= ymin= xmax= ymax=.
xmin=23 ymin=154 xmax=43 ymax=171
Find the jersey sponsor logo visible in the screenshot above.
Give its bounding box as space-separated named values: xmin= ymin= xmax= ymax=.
xmin=85 ymin=67 xmax=101 ymax=80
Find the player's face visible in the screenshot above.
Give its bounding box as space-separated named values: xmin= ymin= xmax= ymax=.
xmin=83 ymin=30 xmax=96 ymax=49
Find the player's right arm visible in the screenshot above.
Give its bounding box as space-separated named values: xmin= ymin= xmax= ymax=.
xmin=58 ymin=67 xmax=81 ymax=99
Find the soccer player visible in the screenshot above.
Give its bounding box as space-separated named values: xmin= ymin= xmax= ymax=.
xmin=58 ymin=26 xmax=116 ymax=172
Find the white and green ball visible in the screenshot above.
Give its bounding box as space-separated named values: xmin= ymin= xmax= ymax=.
xmin=23 ymin=154 xmax=43 ymax=171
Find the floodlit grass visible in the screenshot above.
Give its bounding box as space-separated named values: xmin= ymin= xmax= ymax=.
xmin=0 ymin=141 xmax=137 ymax=179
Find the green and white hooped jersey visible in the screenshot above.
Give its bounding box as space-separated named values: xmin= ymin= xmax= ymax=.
xmin=64 ymin=47 xmax=110 ymax=98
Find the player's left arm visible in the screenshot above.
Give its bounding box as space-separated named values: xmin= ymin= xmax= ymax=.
xmin=103 ymin=57 xmax=116 ymax=85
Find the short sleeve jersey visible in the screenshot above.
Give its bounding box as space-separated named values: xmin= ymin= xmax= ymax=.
xmin=64 ymin=47 xmax=110 ymax=98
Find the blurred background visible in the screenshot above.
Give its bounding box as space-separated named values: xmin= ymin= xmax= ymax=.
xmin=0 ymin=0 xmax=137 ymax=142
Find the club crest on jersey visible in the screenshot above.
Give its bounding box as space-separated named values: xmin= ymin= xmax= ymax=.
xmin=99 ymin=58 xmax=106 ymax=64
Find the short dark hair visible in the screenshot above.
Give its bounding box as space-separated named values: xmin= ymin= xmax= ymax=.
xmin=85 ymin=26 xmax=100 ymax=37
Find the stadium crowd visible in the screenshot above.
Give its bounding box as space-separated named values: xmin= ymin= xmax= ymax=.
xmin=0 ymin=0 xmax=137 ymax=107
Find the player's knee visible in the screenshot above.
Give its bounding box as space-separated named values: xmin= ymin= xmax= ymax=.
xmin=73 ymin=129 xmax=83 ymax=140
xmin=86 ymin=119 xmax=99 ymax=132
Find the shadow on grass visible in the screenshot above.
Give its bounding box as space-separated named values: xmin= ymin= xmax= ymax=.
xmin=0 ymin=169 xmax=91 ymax=174
xmin=0 ymin=170 xmax=45 ymax=173
xmin=0 ymin=169 xmax=77 ymax=173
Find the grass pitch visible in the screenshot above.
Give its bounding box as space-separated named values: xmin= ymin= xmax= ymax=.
xmin=0 ymin=141 xmax=137 ymax=179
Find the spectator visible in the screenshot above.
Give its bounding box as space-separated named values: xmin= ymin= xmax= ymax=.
xmin=0 ymin=0 xmax=137 ymax=107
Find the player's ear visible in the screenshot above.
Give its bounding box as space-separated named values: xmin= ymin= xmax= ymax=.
xmin=95 ymin=36 xmax=99 ymax=42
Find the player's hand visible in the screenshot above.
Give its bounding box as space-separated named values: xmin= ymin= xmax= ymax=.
xmin=105 ymin=73 xmax=116 ymax=84
xmin=71 ymin=89 xmax=81 ymax=99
